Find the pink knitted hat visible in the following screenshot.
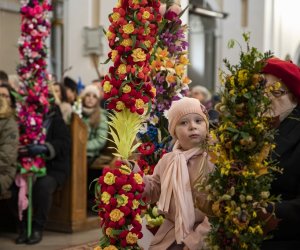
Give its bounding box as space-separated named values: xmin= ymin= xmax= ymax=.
xmin=167 ymin=97 xmax=209 ymax=138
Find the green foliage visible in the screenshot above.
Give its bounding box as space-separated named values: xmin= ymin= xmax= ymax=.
xmin=201 ymin=33 xmax=281 ymax=250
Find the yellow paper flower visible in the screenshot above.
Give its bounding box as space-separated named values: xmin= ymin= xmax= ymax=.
xmin=105 ymin=227 xmax=114 ymax=237
xmin=156 ymin=47 xmax=168 ymax=59
xmin=132 ymin=199 xmax=139 ymax=209
xmin=122 ymin=85 xmax=131 ymax=94
xmin=109 ymin=209 xmax=124 ymax=222
xmin=104 ymin=172 xmax=116 ymax=185
xmin=119 ymin=164 xmax=131 ymax=175
xmin=135 ymin=214 xmax=142 ymax=224
xmin=103 ymin=81 xmax=113 ymax=93
xmin=122 ymin=184 xmax=132 ymax=191
xmin=175 ymin=64 xmax=185 ymax=76
xmin=111 ymin=50 xmax=118 ymax=62
xmin=142 ymin=11 xmax=150 ymax=19
xmin=166 ymin=74 xmax=176 ymax=84
xmin=150 ymin=86 xmax=156 ymax=97
xmin=117 ymin=64 xmax=127 ymax=74
xmin=165 ymin=60 xmax=174 ymax=68
xmin=123 ymin=23 xmax=134 ymax=34
xmin=121 ymin=38 xmax=133 ymax=47
xmin=116 ymin=101 xmax=125 ymax=110
xmin=135 ymin=99 xmax=144 ymax=109
xmin=134 ymin=173 xmax=143 ymax=184
xmin=179 ymin=55 xmax=189 ymax=65
xmin=101 ymin=191 xmax=111 ymax=205
xmin=106 ymin=30 xmax=114 ymax=39
xmin=143 ymin=26 xmax=150 ymax=35
xmin=144 ymin=40 xmax=151 ymax=48
xmin=126 ymin=232 xmax=138 ymax=244
xmin=132 ymin=48 xmax=146 ymax=62
xmin=111 ymin=12 xmax=120 ymax=22
xmin=117 ymin=194 xmax=129 ymax=207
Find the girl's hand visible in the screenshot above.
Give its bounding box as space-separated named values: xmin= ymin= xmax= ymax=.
xmin=183 ymin=246 xmax=190 ymax=250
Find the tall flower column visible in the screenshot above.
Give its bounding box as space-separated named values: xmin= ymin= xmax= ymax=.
xmin=17 ymin=0 xmax=51 ymax=237
xmin=95 ymin=0 xmax=161 ymax=249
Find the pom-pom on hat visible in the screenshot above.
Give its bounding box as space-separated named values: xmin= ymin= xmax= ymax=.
xmin=262 ymin=57 xmax=300 ymax=101
xmin=167 ymin=97 xmax=208 ymax=138
xmin=81 ymin=84 xmax=100 ymax=99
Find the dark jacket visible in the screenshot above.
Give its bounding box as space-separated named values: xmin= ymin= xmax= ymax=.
xmin=0 ymin=97 xmax=19 ymax=198
xmin=44 ymin=106 xmax=71 ymax=186
xmin=262 ymin=105 xmax=300 ymax=249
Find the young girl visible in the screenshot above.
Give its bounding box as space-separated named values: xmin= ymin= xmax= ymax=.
xmin=143 ymin=97 xmax=214 ymax=250
xmin=81 ymin=84 xmax=109 ymax=211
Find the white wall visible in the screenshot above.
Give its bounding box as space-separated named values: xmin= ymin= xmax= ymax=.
xmin=64 ymin=0 xmax=98 ymax=85
xmin=98 ymin=0 xmax=117 ymax=76
xmin=266 ymin=0 xmax=300 ymax=61
xmin=220 ymin=0 xmax=265 ymax=68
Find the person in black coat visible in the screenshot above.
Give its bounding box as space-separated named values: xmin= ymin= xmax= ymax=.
xmin=16 ymin=104 xmax=71 ymax=245
xmin=260 ymin=58 xmax=300 ymax=250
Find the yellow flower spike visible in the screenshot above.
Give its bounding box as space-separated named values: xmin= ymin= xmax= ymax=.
xmin=106 ymin=109 xmax=144 ymax=160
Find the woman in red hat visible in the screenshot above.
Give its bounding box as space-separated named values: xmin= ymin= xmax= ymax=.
xmin=260 ymin=58 xmax=300 ymax=249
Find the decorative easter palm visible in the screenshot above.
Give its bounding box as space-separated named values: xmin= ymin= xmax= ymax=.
xmin=95 ymin=0 xmax=161 ymax=249
xmin=200 ymin=33 xmax=281 ymax=250
xmin=17 ymin=0 xmax=51 ymax=237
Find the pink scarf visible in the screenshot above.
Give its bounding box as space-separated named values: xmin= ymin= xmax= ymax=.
xmin=157 ymin=141 xmax=206 ymax=243
xmin=15 ymin=174 xmax=28 ymax=221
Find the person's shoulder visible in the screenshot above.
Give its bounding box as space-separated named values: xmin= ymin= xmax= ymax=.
xmin=0 ymin=97 xmax=13 ymax=119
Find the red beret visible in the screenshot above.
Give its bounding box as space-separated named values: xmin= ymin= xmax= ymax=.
xmin=262 ymin=58 xmax=300 ymax=101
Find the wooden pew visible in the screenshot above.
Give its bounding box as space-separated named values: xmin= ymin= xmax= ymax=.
xmin=46 ymin=113 xmax=99 ymax=233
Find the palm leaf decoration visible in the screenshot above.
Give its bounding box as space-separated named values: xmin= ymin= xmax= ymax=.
xmin=106 ymin=108 xmax=144 ymax=160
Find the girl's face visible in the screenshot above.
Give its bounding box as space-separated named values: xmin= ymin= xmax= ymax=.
xmin=84 ymin=92 xmax=98 ymax=108
xmin=66 ymin=88 xmax=76 ymax=103
xmin=53 ymin=85 xmax=62 ymax=101
xmin=174 ymin=113 xmax=207 ymax=150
